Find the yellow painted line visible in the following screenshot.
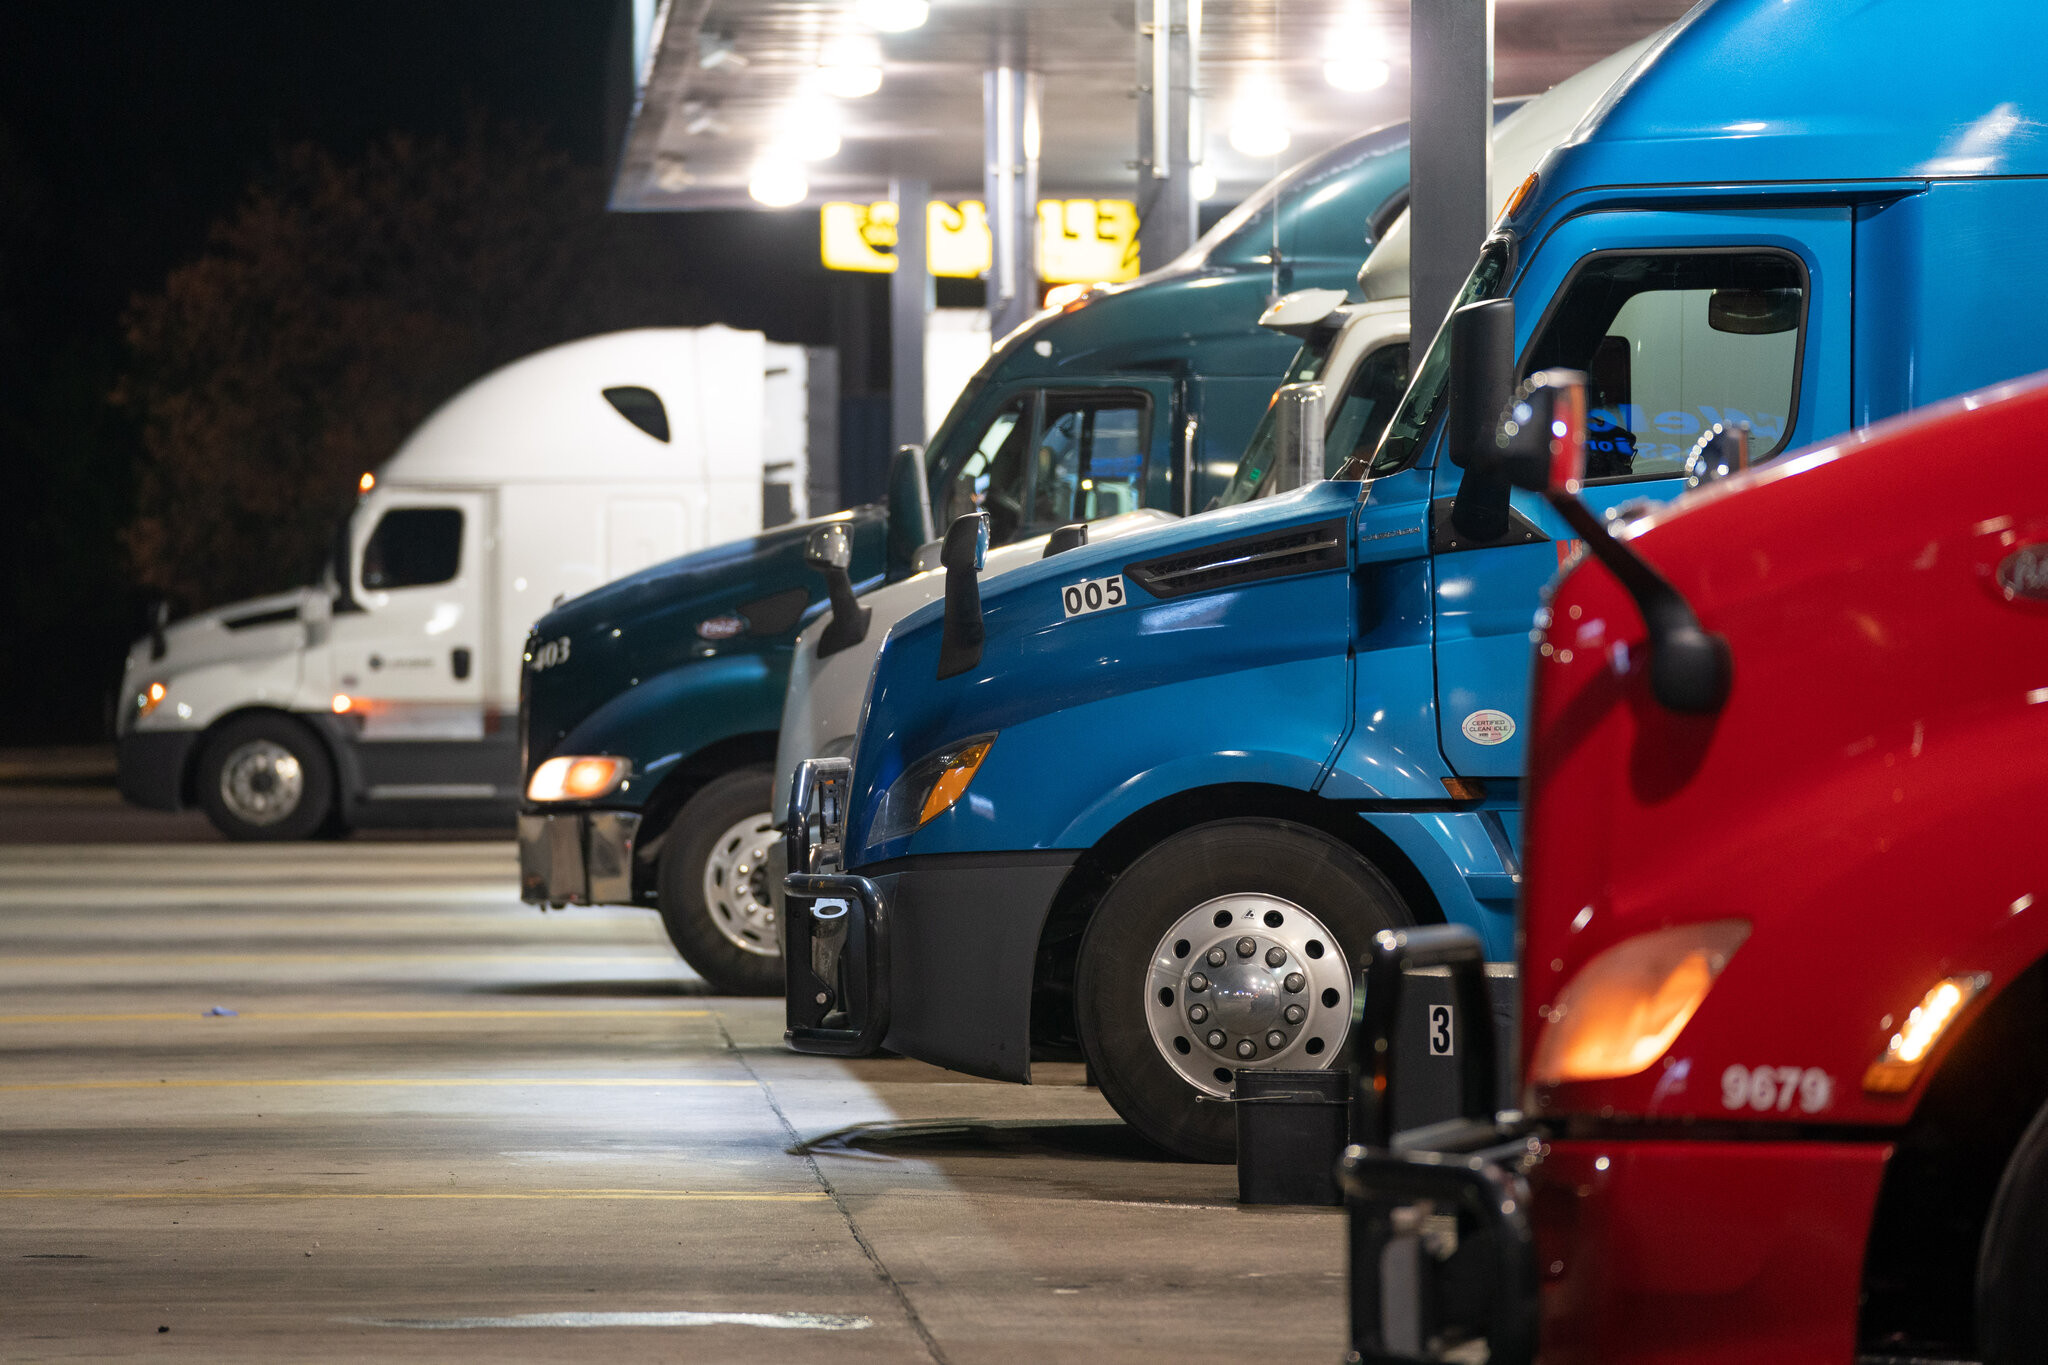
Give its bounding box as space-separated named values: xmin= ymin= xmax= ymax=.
xmin=0 ymin=1077 xmax=754 ymax=1092
xmin=0 ymin=954 xmax=661 ymax=966
xmin=0 ymin=1189 xmax=826 ymax=1202
xmin=0 ymin=1009 xmax=712 ymax=1023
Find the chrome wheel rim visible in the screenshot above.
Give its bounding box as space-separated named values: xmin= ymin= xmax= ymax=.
xmin=1144 ymin=894 xmax=1353 ymax=1098
xmin=702 ymin=810 xmax=781 ymax=957
xmin=218 ymin=740 xmax=304 ymax=826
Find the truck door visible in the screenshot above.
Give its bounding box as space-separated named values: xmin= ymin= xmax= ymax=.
xmin=331 ymin=490 xmax=504 ymax=799
xmin=933 ymin=381 xmax=1174 ymax=546
xmin=1431 ymin=208 xmax=1853 ymax=795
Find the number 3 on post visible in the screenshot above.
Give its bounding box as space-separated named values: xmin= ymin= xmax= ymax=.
xmin=1060 ymin=574 xmax=1126 ymax=618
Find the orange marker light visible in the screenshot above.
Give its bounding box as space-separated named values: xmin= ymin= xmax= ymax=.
xmin=358 ymin=472 xmax=376 ymax=493
xmin=331 ymin=694 xmax=353 ymax=714
xmin=1498 ymin=172 xmax=1539 ymax=224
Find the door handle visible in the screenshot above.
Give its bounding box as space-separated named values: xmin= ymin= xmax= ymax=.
xmin=451 ymin=647 xmax=472 ymax=680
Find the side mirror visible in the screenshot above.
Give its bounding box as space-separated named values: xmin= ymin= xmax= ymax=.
xmin=936 ymin=512 xmax=989 ymax=680
xmin=885 ymin=444 xmax=936 ymax=576
xmin=806 ymin=523 xmax=853 ymax=572
xmin=1495 ymin=368 xmax=1590 ymax=493
xmin=1444 ymin=299 xmax=1517 ymax=470
xmin=806 ymin=523 xmax=871 ymax=659
xmin=148 ymin=600 xmax=170 ymax=662
xmin=1511 ymin=372 xmax=1732 ymax=716
xmin=1265 ymin=382 xmax=1326 ymax=495
xmin=1043 ymin=523 xmax=1088 ymax=558
xmin=940 ymin=511 xmax=988 ymax=574
xmin=1683 ymin=423 xmax=1751 ymax=490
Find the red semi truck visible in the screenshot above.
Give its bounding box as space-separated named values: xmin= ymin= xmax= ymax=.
xmin=1343 ymin=369 xmax=2048 ymax=1363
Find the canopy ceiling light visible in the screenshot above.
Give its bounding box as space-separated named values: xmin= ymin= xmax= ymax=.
xmin=818 ymin=62 xmax=883 ymax=98
xmin=1324 ymin=56 xmax=1391 ymax=91
xmin=748 ymin=160 xmax=809 ymax=207
xmin=1227 ymin=92 xmax=1292 ymax=157
xmin=777 ymin=105 xmax=844 ymax=161
xmin=854 ymin=0 xmax=930 ymax=33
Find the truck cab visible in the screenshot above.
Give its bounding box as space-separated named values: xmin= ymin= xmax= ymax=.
xmin=115 ymin=328 xmax=784 ymax=840
xmin=1343 ymin=361 xmax=2048 ymax=1363
xmin=517 ymin=121 xmax=1427 ymax=994
xmin=784 ymin=0 xmax=2048 ymax=1163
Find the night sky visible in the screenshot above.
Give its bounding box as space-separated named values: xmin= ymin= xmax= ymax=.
xmin=0 ymin=1 xmax=880 ymax=743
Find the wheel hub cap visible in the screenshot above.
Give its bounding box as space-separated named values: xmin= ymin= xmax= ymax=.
xmin=1144 ymin=894 xmax=1353 ymax=1098
xmin=702 ymin=811 xmax=781 ymax=958
xmin=218 ymin=740 xmax=304 ymax=826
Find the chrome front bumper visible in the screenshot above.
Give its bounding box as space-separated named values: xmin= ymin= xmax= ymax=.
xmin=780 ymin=757 xmax=892 ymax=1055
xmin=518 ymin=810 xmax=642 ymax=906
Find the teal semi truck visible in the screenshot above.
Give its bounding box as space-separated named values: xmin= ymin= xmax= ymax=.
xmin=517 ymin=121 xmax=1423 ymax=993
xmin=784 ymin=0 xmax=2048 ymax=1161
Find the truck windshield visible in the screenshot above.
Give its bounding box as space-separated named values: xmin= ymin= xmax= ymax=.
xmin=1213 ymin=334 xmax=1340 ymax=507
xmin=1340 ymin=239 xmax=1511 ymax=480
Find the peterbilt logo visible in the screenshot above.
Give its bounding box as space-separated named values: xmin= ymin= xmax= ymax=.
xmin=1996 ymin=545 xmax=2048 ymax=602
xmin=696 ymin=613 xmax=749 ymax=640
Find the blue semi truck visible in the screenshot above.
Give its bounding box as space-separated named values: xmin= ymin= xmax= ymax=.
xmin=784 ymin=0 xmax=2048 ymax=1161
xmin=517 ymin=122 xmax=1422 ymax=993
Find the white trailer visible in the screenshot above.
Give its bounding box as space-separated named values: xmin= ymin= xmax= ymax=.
xmin=117 ymin=326 xmax=802 ymax=838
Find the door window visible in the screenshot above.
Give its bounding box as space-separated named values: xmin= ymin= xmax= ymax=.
xmin=1522 ymin=250 xmax=1806 ymax=479
xmin=1029 ymin=394 xmax=1149 ymax=527
xmin=1322 ymin=343 xmax=1412 ymax=474
xmin=361 ymin=507 xmax=464 ymax=590
xmin=940 ymin=398 xmax=1031 ymax=541
xmin=939 ymin=390 xmax=1151 ymax=543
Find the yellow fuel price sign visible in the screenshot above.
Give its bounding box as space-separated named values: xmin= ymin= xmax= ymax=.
xmin=1036 ymin=199 xmax=1140 ymax=284
xmin=820 ymin=199 xmax=1139 ymax=284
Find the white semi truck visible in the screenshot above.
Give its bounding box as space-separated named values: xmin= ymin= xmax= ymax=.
xmin=117 ymin=327 xmax=818 ymax=839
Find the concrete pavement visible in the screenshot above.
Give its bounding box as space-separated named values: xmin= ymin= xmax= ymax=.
xmin=0 ymin=842 xmax=1349 ymax=1363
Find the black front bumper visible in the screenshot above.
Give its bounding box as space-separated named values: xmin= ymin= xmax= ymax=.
xmin=117 ymin=730 xmax=197 ymax=810
xmin=1339 ymin=925 xmax=1544 ymax=1365
xmin=781 ymin=757 xmax=1074 ymax=1080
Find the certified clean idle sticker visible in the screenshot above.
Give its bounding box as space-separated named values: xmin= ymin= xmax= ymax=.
xmin=1461 ymin=709 xmax=1516 ymax=745
xmin=1061 ymin=574 xmax=1126 ymax=618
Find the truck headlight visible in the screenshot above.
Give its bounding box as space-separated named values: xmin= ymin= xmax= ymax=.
xmin=135 ymin=681 xmax=167 ymax=720
xmin=526 ymin=755 xmax=630 ymax=802
xmin=870 ymin=734 xmax=995 ymax=844
xmin=1530 ymin=919 xmax=1749 ymax=1085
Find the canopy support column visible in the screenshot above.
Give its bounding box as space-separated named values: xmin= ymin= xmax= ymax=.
xmin=1409 ymin=0 xmax=1495 ymax=345
xmin=984 ymin=63 xmax=1040 ymax=342
xmin=1135 ymin=0 xmax=1197 ymax=272
xmin=890 ymin=176 xmax=932 ymax=449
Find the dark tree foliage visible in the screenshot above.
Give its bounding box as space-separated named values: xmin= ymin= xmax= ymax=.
xmin=119 ymin=118 xmax=711 ymax=610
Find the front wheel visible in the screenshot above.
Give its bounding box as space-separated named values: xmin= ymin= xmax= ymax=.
xmin=1977 ymin=1095 xmax=2048 ymax=1361
xmin=1075 ymin=819 xmax=1412 ymax=1162
xmin=656 ymin=766 xmax=784 ymax=996
xmin=195 ymin=714 xmax=336 ymax=841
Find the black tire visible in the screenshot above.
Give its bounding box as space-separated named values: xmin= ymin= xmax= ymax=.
xmin=1978 ymin=1095 xmax=2048 ymax=1360
xmin=656 ymin=766 xmax=784 ymax=996
xmin=195 ymin=713 xmax=337 ymax=841
xmin=1075 ymin=818 xmax=1412 ymax=1163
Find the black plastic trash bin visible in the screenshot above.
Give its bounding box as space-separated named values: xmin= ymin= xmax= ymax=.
xmin=1232 ymin=1068 xmax=1350 ymax=1206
